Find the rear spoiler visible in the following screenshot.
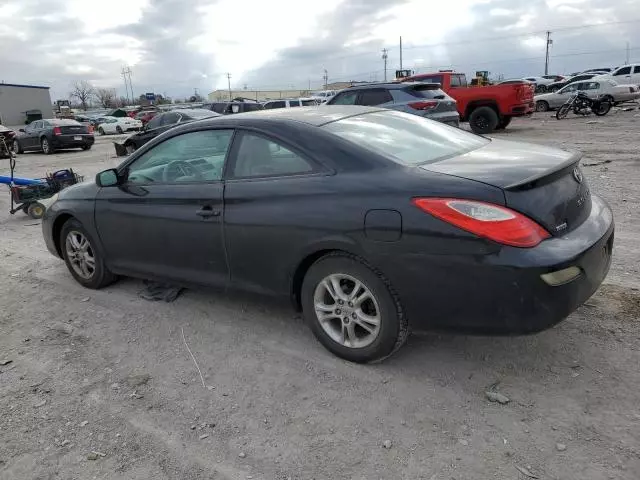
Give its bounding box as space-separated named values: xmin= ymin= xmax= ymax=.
xmin=505 ymin=151 xmax=582 ymax=190
xmin=400 ymin=82 xmax=442 ymax=89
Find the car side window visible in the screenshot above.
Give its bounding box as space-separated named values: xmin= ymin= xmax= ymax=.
xmin=614 ymin=66 xmax=631 ymax=75
xmin=146 ymin=115 xmax=163 ymax=129
xmin=585 ymin=82 xmax=599 ymax=90
xmin=563 ymin=84 xmax=578 ymax=93
xmin=358 ymin=88 xmax=393 ymax=106
xmin=288 ymin=100 xmax=300 ymax=107
xmin=230 ymin=133 xmax=315 ymax=179
xmin=126 ymin=130 xmax=234 ymax=184
xmin=634 ymin=66 xmax=640 ymax=74
xmin=330 ymin=91 xmax=358 ymax=105
xmin=162 ymin=112 xmax=180 ymax=125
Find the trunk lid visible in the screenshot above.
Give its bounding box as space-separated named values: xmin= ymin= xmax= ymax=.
xmin=61 ymin=125 xmax=89 ymax=134
xmin=420 ymin=139 xmax=591 ymax=235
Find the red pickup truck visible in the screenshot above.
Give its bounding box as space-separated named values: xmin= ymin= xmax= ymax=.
xmin=402 ymin=72 xmax=534 ymax=134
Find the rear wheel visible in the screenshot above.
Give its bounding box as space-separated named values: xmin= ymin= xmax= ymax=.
xmin=125 ymin=143 xmax=136 ymax=155
xmin=495 ymin=116 xmax=512 ymax=130
xmin=60 ymin=218 xmax=117 ymax=289
xmin=116 ymin=126 xmax=123 ymax=134
xmin=81 ymin=145 xmax=91 ymax=150
xmin=41 ymin=137 xmax=53 ymax=155
xmin=535 ymin=101 xmax=549 ymax=112
xmin=468 ymin=106 xmax=499 ymax=134
xmin=594 ymin=97 xmax=613 ymax=116
xmin=13 ymin=139 xmax=23 ymax=154
xmin=301 ymin=253 xmax=408 ymax=363
xmin=98 ymin=127 xmax=105 ymax=135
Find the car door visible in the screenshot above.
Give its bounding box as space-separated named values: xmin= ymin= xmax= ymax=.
xmin=554 ymin=83 xmax=579 ymax=107
xmin=632 ymin=65 xmax=640 ymax=85
xmin=612 ymin=66 xmax=632 ymax=84
xmin=20 ymin=122 xmax=37 ymax=149
xmin=94 ymin=127 xmax=235 ymax=285
xmin=223 ymin=131 xmax=329 ymax=294
xmin=327 ymin=90 xmax=358 ymax=105
xmin=583 ymin=81 xmax=601 ymax=99
xmin=133 ymin=114 xmax=165 ymax=147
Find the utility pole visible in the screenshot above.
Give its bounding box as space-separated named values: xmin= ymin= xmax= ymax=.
xmin=544 ymin=31 xmax=552 ymax=75
xmin=399 ymin=36 xmax=403 ymax=70
xmin=121 ymin=66 xmax=133 ymax=104
xmin=626 ymin=42 xmax=630 ymax=64
xmin=226 ymin=73 xmax=232 ymax=101
xmin=382 ymin=48 xmax=388 ymax=81
xmin=323 ymin=69 xmax=328 ymax=90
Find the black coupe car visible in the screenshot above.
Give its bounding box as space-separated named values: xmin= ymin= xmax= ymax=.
xmin=113 ymin=108 xmax=220 ymax=156
xmin=42 ymin=106 xmax=613 ymax=362
xmin=13 ymin=119 xmax=94 ymax=155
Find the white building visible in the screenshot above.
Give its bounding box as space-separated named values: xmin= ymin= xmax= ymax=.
xmin=0 ymin=82 xmax=54 ymax=126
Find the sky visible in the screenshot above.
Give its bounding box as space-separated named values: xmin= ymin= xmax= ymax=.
xmin=0 ymin=0 xmax=638 ymax=101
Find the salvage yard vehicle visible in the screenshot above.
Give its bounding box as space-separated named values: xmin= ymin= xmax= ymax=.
xmin=325 ymin=82 xmax=459 ymax=127
xmin=97 ymin=116 xmax=143 ymax=135
xmin=597 ymin=63 xmax=640 ymax=86
xmin=534 ymin=79 xmax=640 ymax=112
xmin=262 ymin=98 xmax=319 ymax=109
xmin=0 ymin=124 xmax=17 ymax=158
xmin=42 ymin=106 xmax=614 ymax=363
xmin=402 ymin=71 xmax=534 ymax=134
xmin=13 ymin=119 xmax=94 ymax=154
xmin=113 ymin=109 xmax=220 ymax=156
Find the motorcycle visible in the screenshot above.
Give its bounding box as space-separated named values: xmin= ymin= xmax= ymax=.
xmin=556 ymin=91 xmax=612 ymax=119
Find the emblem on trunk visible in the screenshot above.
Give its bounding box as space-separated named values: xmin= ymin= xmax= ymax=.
xmin=573 ymin=167 xmax=583 ymax=183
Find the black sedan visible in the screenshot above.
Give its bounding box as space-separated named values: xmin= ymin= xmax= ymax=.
xmin=42 ymin=106 xmax=614 ymax=363
xmin=13 ymin=119 xmax=94 ymax=155
xmin=113 ymin=109 xmax=220 ymax=156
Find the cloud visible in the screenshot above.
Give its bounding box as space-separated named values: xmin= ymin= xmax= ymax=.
xmin=0 ymin=0 xmax=637 ymax=102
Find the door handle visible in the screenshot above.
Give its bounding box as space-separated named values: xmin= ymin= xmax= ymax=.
xmin=196 ymin=206 xmax=220 ymax=218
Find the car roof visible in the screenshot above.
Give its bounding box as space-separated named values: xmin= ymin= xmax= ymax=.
xmin=196 ymin=105 xmax=386 ymax=127
xmin=345 ymin=81 xmax=429 ymax=90
xmin=46 ymin=119 xmax=81 ymax=125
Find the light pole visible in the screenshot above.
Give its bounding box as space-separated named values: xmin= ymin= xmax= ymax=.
xmin=382 ymin=48 xmax=388 ymax=81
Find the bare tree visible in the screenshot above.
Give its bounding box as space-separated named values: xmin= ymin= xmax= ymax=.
xmin=69 ymin=80 xmax=95 ymax=111
xmin=95 ymin=88 xmax=116 ymax=108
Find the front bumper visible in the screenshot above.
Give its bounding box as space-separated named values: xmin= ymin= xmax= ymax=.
xmin=379 ymin=194 xmax=614 ymax=334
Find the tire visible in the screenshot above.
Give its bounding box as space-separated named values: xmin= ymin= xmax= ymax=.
xmin=495 ymin=116 xmax=512 ymax=130
xmin=41 ymin=137 xmax=53 ymax=155
xmin=116 ymin=126 xmax=123 ymax=134
xmin=27 ymin=202 xmax=46 ymax=219
xmin=125 ymin=143 xmax=136 ymax=155
xmin=98 ymin=127 xmax=105 ymax=135
xmin=468 ymin=106 xmax=499 ymax=134
xmin=60 ymin=218 xmax=117 ymax=289
xmin=81 ymin=145 xmax=91 ymax=150
xmin=535 ymin=101 xmax=549 ymax=112
xmin=300 ymin=253 xmax=408 ymax=363
xmin=13 ymin=139 xmax=23 ymax=154
xmin=594 ymin=97 xmax=613 ymax=116
xmin=556 ymin=104 xmax=571 ymax=120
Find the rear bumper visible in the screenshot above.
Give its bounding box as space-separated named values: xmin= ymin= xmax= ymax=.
xmin=51 ymin=135 xmax=94 ymax=148
xmin=509 ymin=102 xmax=535 ymax=116
xmin=425 ymin=111 xmax=461 ymax=127
xmin=377 ymin=194 xmax=614 ymax=334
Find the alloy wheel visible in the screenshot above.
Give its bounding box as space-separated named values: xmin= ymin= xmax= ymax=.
xmin=41 ymin=138 xmax=49 ymax=154
xmin=65 ymin=231 xmax=96 ymax=280
xmin=313 ymin=273 xmax=381 ymax=348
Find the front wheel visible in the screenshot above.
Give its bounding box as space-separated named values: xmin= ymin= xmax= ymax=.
xmin=98 ymin=127 xmax=105 ymax=135
xmin=13 ymin=139 xmax=23 ymax=154
xmin=60 ymin=218 xmax=117 ymax=289
xmin=556 ymin=104 xmax=571 ymax=120
xmin=535 ymin=101 xmax=549 ymax=112
xmin=301 ymin=253 xmax=408 ymax=363
xmin=81 ymin=145 xmax=91 ymax=150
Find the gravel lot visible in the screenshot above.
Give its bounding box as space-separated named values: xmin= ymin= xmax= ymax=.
xmin=1 ymin=112 xmax=639 ymax=480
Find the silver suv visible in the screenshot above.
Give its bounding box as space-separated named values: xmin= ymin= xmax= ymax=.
xmin=326 ymin=82 xmax=459 ymax=126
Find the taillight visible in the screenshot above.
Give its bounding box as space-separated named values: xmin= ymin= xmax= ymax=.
xmin=53 ymin=126 xmax=62 ymax=135
xmin=412 ymin=198 xmax=550 ymax=248
xmin=88 ymin=125 xmax=94 ymax=133
xmin=408 ymin=101 xmax=437 ymax=110
xmin=630 ymin=87 xmax=636 ymax=93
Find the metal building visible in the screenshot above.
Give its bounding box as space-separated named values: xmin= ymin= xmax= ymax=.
xmin=0 ymin=83 xmax=54 ymax=126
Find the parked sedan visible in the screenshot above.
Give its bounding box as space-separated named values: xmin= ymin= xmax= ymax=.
xmin=97 ymin=116 xmax=142 ymax=135
xmin=13 ymin=119 xmax=94 ymax=154
xmin=535 ymin=79 xmax=640 ymax=111
xmin=113 ymin=109 xmax=220 ymax=156
xmin=42 ymin=106 xmax=613 ymax=363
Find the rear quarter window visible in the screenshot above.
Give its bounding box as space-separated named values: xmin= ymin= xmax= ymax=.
xmin=401 ymin=86 xmax=447 ymax=100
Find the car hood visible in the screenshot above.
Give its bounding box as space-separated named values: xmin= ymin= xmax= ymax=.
xmin=419 ymin=138 xmax=579 ymax=189
xmin=59 ymin=180 xmax=99 ymax=200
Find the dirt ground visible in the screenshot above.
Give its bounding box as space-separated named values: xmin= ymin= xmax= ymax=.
xmin=1 ymin=111 xmax=639 ymax=480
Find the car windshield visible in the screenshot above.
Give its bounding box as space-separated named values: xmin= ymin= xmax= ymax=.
xmin=323 ymin=111 xmax=488 ymax=166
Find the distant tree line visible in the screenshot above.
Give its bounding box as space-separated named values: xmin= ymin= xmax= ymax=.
xmin=67 ymin=80 xmax=172 ymax=110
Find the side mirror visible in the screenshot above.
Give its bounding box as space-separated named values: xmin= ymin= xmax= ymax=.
xmin=19 ymin=128 xmax=25 ymax=133
xmin=96 ymin=168 xmax=120 ymax=187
